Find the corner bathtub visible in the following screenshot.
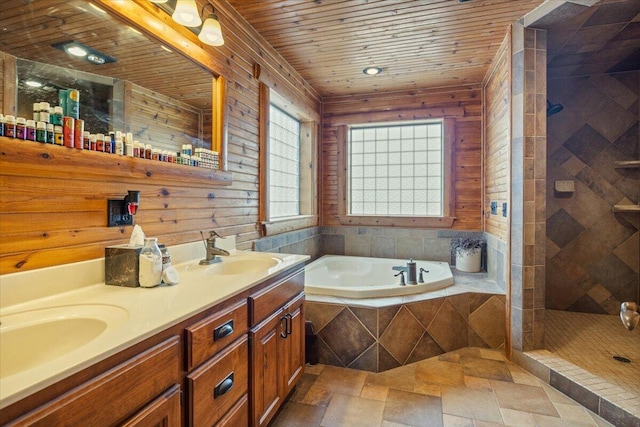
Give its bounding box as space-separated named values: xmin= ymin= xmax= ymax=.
xmin=304 ymin=255 xmax=453 ymax=298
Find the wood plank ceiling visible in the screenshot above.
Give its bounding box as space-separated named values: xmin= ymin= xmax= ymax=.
xmin=228 ymin=0 xmax=546 ymax=96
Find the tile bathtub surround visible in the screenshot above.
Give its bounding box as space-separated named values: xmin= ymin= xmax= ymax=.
xmin=320 ymin=226 xmax=485 ymax=264
xmin=254 ymin=226 xmax=322 ymax=260
xmin=270 ymin=348 xmax=614 ymax=427
xmin=306 ymin=293 xmax=506 ymax=373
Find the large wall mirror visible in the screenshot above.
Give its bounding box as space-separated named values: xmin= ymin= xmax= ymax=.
xmin=1 ymin=0 xmax=226 ymax=164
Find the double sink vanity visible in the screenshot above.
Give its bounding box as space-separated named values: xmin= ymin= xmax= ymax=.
xmin=0 ymin=242 xmax=309 ymax=426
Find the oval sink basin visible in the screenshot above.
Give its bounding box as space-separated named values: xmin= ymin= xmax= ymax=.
xmin=0 ymin=304 xmax=129 ymax=378
xmin=204 ymin=257 xmax=281 ymax=276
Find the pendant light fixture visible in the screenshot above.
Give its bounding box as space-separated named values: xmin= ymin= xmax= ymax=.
xmin=198 ymin=5 xmax=225 ymax=46
xmin=152 ymin=0 xmax=225 ymax=47
xmin=172 ymin=0 xmax=202 ymax=27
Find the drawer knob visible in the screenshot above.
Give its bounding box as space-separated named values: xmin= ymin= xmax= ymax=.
xmin=214 ymin=372 xmax=234 ymax=398
xmin=213 ymin=320 xmax=234 ymax=341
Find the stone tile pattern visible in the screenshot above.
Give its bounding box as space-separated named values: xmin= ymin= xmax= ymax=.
xmin=320 ymin=226 xmax=485 ymax=267
xmin=306 ymin=293 xmax=506 ymax=373
xmin=545 ymin=309 xmax=640 ymax=413
xmin=511 ymin=24 xmax=548 ymax=352
xmin=517 ymin=345 xmax=640 ymax=427
xmin=546 ymin=69 xmax=639 ymax=314
xmin=254 ymin=226 xmax=322 ymax=259
xmin=271 ymin=348 xmax=614 ymax=427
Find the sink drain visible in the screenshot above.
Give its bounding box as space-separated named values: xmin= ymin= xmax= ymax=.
xmin=613 ymin=355 xmax=631 ymax=363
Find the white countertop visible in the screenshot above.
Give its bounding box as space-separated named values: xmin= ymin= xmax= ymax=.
xmin=0 ymin=242 xmax=309 ymax=409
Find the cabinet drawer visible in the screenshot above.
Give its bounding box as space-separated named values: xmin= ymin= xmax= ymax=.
xmin=9 ymin=336 xmax=181 ymax=427
xmin=249 ymin=269 xmax=304 ymax=326
xmin=121 ymin=384 xmax=181 ymax=427
xmin=186 ymin=299 xmax=248 ymax=371
xmin=187 ymin=335 xmax=248 ymax=427
xmin=214 ymin=394 xmax=248 ymax=427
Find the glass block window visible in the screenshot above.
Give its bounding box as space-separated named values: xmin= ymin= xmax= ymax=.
xmin=348 ymin=121 xmax=443 ymax=216
xmin=269 ymin=105 xmax=301 ymax=219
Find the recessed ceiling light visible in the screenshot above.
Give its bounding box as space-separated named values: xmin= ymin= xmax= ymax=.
xmin=66 ymin=45 xmax=88 ymax=57
xmin=51 ymin=40 xmax=117 ymax=65
xmin=363 ymin=67 xmax=382 ymax=76
xmin=25 ymin=80 xmax=43 ymax=88
xmin=87 ymin=54 xmax=105 ymax=64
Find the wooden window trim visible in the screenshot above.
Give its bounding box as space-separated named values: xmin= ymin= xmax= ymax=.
xmin=258 ymin=83 xmax=319 ymax=237
xmin=337 ymin=118 xmax=456 ymax=228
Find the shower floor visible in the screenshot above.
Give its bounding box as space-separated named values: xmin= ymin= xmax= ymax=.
xmin=545 ymin=309 xmax=640 ymax=398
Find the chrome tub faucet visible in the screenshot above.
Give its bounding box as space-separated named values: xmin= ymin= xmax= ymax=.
xmin=392 ymin=259 xmax=418 ymax=285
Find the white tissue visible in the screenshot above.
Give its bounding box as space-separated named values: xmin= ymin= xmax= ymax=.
xmin=129 ymin=224 xmax=145 ymax=247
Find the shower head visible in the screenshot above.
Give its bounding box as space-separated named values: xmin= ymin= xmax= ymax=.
xmin=620 ymin=302 xmax=639 ymax=331
xmin=546 ymin=100 xmax=564 ymax=117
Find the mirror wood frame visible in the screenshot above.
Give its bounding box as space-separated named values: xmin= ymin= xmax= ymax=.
xmin=92 ymin=0 xmax=229 ymax=171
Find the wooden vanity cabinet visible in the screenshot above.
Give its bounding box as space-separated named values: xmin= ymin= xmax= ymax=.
xmin=1 ymin=264 xmax=306 ymax=427
xmin=7 ymin=337 xmax=182 ymax=427
xmin=249 ymin=270 xmax=305 ymax=427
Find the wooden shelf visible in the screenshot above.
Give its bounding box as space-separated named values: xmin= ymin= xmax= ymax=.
xmin=0 ymin=137 xmax=232 ymax=187
xmin=613 ymin=205 xmax=640 ymax=213
xmin=614 ymin=160 xmax=640 ymax=168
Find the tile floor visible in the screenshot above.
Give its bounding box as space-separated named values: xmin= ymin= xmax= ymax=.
xmin=271 ymin=347 xmax=614 ymax=427
xmin=545 ymin=310 xmax=640 ymax=398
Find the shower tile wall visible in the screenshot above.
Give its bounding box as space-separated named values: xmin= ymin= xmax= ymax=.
xmin=546 ymin=71 xmax=639 ymax=314
xmin=306 ymin=293 xmax=506 ymax=373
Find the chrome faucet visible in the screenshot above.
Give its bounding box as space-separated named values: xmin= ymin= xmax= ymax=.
xmin=392 ymin=259 xmax=417 ymax=285
xmin=620 ymin=302 xmax=639 ymax=331
xmin=199 ymin=230 xmax=230 ymax=265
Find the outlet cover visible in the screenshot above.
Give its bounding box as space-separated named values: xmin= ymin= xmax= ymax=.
xmin=490 ymin=201 xmax=498 ymax=215
xmin=108 ymin=199 xmax=134 ymax=227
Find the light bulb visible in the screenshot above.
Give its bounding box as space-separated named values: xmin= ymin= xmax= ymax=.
xmin=172 ymin=0 xmax=201 ymax=27
xmin=67 ymin=45 xmax=88 ymax=57
xmin=25 ymin=80 xmax=43 ymax=88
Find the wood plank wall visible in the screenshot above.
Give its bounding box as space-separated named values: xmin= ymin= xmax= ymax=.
xmin=128 ymin=83 xmax=204 ymax=153
xmin=321 ymin=86 xmax=483 ymax=231
xmin=0 ymin=54 xmax=4 ymax=113
xmin=483 ymin=34 xmax=511 ymax=240
xmin=0 ymin=0 xmax=321 ymax=274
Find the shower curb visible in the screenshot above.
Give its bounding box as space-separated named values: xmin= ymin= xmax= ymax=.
xmin=513 ymin=349 xmax=640 ymax=427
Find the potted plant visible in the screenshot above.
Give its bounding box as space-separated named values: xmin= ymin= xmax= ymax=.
xmin=451 ymin=237 xmax=484 ymax=272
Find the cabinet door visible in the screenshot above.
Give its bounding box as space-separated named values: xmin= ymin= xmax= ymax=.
xmin=250 ymin=309 xmax=285 ymax=427
xmin=280 ymin=293 xmax=305 ymax=397
xmin=121 ymin=385 xmax=181 ymax=427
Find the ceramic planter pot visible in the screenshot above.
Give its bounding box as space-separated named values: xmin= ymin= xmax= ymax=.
xmin=455 ymin=249 xmax=481 ymax=272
